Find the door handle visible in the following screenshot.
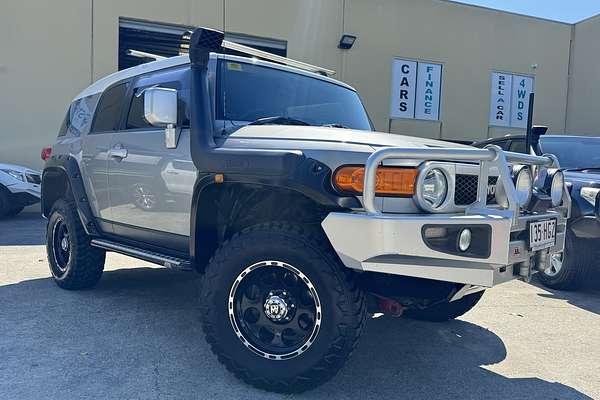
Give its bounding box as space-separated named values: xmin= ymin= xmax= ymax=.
xmin=109 ymin=146 xmax=128 ymax=160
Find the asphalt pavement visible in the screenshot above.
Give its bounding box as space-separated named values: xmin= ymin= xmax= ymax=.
xmin=1 ymin=210 xmax=599 ymax=399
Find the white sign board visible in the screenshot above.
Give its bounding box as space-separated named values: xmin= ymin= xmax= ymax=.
xmin=510 ymin=75 xmax=534 ymax=128
xmin=489 ymin=72 xmax=534 ymax=128
xmin=390 ymin=59 xmax=417 ymax=119
xmin=390 ymin=59 xmax=442 ymax=120
xmin=415 ymin=63 xmax=442 ymax=120
xmin=489 ymin=73 xmax=512 ymax=127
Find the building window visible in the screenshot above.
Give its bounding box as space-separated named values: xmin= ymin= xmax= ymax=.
xmin=489 ymin=72 xmax=534 ymax=129
xmin=389 ymin=58 xmax=443 ymax=121
xmin=118 ymin=18 xmax=288 ymax=70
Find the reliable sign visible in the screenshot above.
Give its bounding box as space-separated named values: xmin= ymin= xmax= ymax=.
xmin=390 ymin=58 xmax=442 ymax=121
xmin=489 ymin=72 xmax=534 ymax=128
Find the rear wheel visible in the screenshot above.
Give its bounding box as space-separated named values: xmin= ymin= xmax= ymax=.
xmin=46 ymin=199 xmax=105 ymax=290
xmin=538 ymin=231 xmax=592 ymax=290
xmin=200 ymin=222 xmax=366 ymax=393
xmin=404 ymin=290 xmax=485 ymax=322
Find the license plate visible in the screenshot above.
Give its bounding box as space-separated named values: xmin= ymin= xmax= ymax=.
xmin=528 ymin=219 xmax=556 ymax=251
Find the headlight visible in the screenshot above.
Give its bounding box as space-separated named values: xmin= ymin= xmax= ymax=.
xmin=417 ymin=168 xmax=448 ymax=210
xmin=0 ymin=169 xmax=25 ymax=182
xmin=549 ymin=170 xmax=564 ymax=207
xmin=581 ymin=187 xmax=600 ymax=206
xmin=514 ymin=167 xmax=533 ymax=208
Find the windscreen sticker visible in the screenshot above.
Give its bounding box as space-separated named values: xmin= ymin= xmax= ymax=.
xmin=227 ymin=62 xmax=243 ymax=72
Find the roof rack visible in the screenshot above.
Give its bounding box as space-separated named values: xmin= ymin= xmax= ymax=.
xmin=180 ymin=31 xmax=336 ymax=77
xmin=126 ymin=49 xmax=166 ymax=61
xmin=221 ymin=40 xmax=335 ymax=77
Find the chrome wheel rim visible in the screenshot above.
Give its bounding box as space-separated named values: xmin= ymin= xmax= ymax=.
xmin=228 ymin=260 xmax=322 ymax=360
xmin=545 ymin=253 xmax=563 ymax=277
xmin=133 ymin=185 xmax=156 ymax=210
xmin=51 ymin=217 xmax=70 ymax=275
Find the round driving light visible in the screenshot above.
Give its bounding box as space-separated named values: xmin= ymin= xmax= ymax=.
xmin=550 ymin=170 xmax=564 ymax=207
xmin=515 ymin=167 xmax=533 ymax=207
xmin=421 ymin=168 xmax=448 ymax=209
xmin=458 ymin=229 xmax=472 ymax=252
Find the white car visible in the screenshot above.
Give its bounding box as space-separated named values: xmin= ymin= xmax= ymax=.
xmin=0 ymin=163 xmax=41 ymax=218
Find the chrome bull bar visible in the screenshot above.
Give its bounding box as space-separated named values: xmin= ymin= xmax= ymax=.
xmin=363 ymin=145 xmax=560 ymax=221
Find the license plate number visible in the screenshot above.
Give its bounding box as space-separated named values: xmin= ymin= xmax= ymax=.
xmin=528 ymin=219 xmax=556 ymax=251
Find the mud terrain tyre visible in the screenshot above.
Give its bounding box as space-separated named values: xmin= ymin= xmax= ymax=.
xmin=537 ymin=231 xmax=592 ymax=291
xmin=200 ymin=222 xmax=366 ymax=393
xmin=404 ymin=290 xmax=485 ymax=322
xmin=46 ymin=199 xmax=105 ymax=289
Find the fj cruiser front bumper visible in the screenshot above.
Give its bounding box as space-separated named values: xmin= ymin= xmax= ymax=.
xmin=322 ymin=146 xmax=570 ymax=288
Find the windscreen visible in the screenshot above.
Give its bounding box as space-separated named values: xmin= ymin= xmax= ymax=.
xmin=216 ymin=60 xmax=372 ymax=131
xmin=540 ymin=136 xmax=600 ymax=169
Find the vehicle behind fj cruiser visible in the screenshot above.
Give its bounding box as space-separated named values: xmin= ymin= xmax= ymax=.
xmin=42 ymin=27 xmax=570 ymax=393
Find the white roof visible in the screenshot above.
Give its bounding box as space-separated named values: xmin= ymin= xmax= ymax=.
xmin=74 ymin=54 xmax=355 ymax=102
xmin=74 ymin=56 xmax=189 ymax=101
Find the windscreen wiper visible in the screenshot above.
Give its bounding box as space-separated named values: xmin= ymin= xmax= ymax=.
xmin=566 ymin=167 xmax=600 ymax=172
xmin=247 ymin=116 xmax=311 ymax=126
xmin=321 ymin=123 xmax=349 ymax=129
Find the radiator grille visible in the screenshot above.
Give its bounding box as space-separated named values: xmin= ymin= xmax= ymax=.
xmin=454 ymin=175 xmax=498 ymax=205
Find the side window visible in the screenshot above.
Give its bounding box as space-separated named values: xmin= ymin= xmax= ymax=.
xmin=125 ymin=70 xmax=190 ymax=130
xmin=91 ymin=83 xmax=129 ymax=133
xmin=69 ymin=94 xmax=100 ymax=136
xmin=509 ymin=140 xmax=527 ymax=153
xmin=58 ymin=93 xmax=101 ymax=137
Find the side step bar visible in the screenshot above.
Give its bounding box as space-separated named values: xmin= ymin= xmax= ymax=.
xmin=90 ymin=239 xmax=193 ymax=271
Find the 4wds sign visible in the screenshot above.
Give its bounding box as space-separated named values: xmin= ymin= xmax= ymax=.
xmin=489 ymin=72 xmax=534 ymax=129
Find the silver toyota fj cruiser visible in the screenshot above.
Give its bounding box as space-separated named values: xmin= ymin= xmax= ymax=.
xmin=42 ymin=28 xmax=570 ymax=393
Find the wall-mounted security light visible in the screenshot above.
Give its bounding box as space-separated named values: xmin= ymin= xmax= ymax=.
xmin=338 ymin=34 xmax=357 ymax=50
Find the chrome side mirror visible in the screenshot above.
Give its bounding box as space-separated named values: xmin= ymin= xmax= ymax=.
xmin=143 ymin=87 xmax=179 ymax=149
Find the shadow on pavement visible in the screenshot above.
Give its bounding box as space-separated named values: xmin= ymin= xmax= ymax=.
xmin=0 ymin=211 xmax=45 ymax=246
xmin=0 ymin=267 xmax=591 ymax=400
xmin=533 ymin=274 xmax=600 ymax=316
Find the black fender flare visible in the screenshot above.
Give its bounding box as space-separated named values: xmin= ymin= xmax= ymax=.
xmin=42 ymin=155 xmax=101 ymax=236
xmin=189 ymin=156 xmax=360 ymax=263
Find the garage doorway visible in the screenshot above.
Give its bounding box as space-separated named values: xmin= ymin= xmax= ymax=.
xmin=118 ymin=18 xmax=287 ymax=70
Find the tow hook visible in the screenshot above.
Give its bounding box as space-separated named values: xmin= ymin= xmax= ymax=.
xmin=376 ymin=296 xmax=405 ymax=317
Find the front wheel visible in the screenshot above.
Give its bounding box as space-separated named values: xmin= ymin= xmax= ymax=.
xmin=200 ymin=222 xmax=366 ymax=393
xmin=404 ymin=290 xmax=485 ymax=322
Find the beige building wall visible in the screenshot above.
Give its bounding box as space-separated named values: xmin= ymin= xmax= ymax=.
xmin=0 ymin=0 xmax=92 ymax=169
xmin=566 ymin=15 xmax=600 ymax=135
xmin=342 ymin=0 xmax=572 ymax=140
xmin=0 ymin=0 xmax=596 ymax=170
xmin=92 ymin=0 xmax=223 ymax=81
xmin=225 ymin=0 xmax=344 ymax=74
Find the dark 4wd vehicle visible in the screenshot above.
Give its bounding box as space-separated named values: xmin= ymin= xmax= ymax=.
xmin=42 ymin=28 xmax=569 ymax=392
xmin=475 ymin=133 xmax=600 ymax=290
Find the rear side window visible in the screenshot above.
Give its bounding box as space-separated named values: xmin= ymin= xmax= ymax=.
xmin=91 ymin=83 xmax=129 ymax=133
xmin=58 ymin=93 xmax=101 ymax=137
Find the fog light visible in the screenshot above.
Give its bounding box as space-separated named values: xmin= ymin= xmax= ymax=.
xmin=458 ymin=229 xmax=472 ymax=252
